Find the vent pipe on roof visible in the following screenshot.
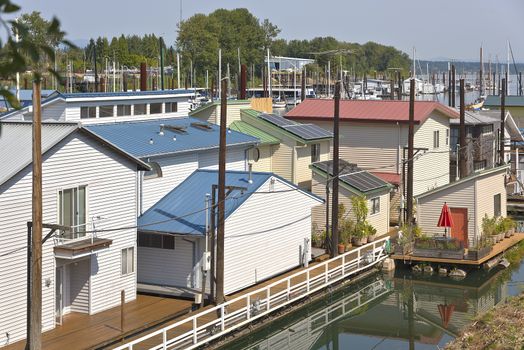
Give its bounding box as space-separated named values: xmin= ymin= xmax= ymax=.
xmin=149 ymin=138 xmax=154 ymax=144
xmin=248 ymin=163 xmax=253 ymax=184
xmin=159 ymin=124 xmax=165 ymax=136
xmin=140 ymin=62 xmax=147 ymax=91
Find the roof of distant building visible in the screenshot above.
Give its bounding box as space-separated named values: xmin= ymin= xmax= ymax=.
xmin=189 ymin=99 xmax=251 ymax=116
xmin=138 ymin=169 xmax=322 ymax=235
xmin=84 ymin=117 xmax=259 ymax=158
xmin=229 ymin=121 xmax=280 ymax=145
xmin=285 ymin=99 xmax=459 ymax=124
xmin=311 ymin=159 xmax=391 ymax=195
xmin=0 ymin=121 xmax=149 ymax=186
xmin=484 ymin=95 xmax=524 ymax=107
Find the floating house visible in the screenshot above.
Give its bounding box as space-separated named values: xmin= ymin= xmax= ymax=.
xmin=0 ymin=121 xmax=148 ymax=346
xmin=484 ymin=95 xmax=524 ymax=128
xmin=416 ymin=165 xmax=508 ymax=247
xmin=137 ymin=169 xmax=322 ymax=295
xmin=0 ymin=90 xmax=194 ymax=123
xmin=310 ymin=160 xmax=392 ymax=236
xmin=286 ymin=100 xmax=459 ymax=222
xmin=84 ymin=118 xmax=259 ymax=213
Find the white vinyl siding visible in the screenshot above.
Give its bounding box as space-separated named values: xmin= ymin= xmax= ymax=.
xmin=0 ymin=132 xmax=138 ymax=345
xmin=249 ymin=145 xmax=274 ymax=173
xmin=137 ymin=237 xmax=195 ymax=287
xmin=475 ymin=170 xmax=507 ymax=238
xmin=197 ymin=148 xmax=246 ymax=170
xmin=223 ymin=177 xmax=321 ymax=294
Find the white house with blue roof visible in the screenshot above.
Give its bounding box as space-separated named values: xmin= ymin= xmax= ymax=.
xmin=137 ymin=169 xmax=323 ymax=296
xmin=0 ymin=89 xmax=194 ymax=123
xmin=85 ymin=118 xmax=259 ymax=212
xmin=0 ymin=121 xmax=148 ymax=346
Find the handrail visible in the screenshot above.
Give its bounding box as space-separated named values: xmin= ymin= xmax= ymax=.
xmin=113 ymin=236 xmax=390 ymax=350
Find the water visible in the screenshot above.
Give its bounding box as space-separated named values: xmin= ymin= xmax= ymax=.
xmin=228 ymin=246 xmax=524 ymax=350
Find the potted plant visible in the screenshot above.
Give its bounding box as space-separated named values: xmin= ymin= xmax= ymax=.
xmin=500 ymin=217 xmax=516 ymax=238
xmin=352 ymin=223 xmax=368 ymax=246
xmin=366 ymin=224 xmax=377 ymax=242
xmin=482 ymin=214 xmax=498 ymax=245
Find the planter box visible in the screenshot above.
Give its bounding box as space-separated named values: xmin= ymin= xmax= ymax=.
xmin=352 ymin=237 xmax=367 ymax=246
xmin=413 ymin=247 xmax=465 ymax=259
xmin=466 ymin=246 xmax=492 ymax=260
xmin=394 ymin=242 xmax=414 ymax=255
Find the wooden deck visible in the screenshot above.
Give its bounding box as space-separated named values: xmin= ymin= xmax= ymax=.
xmin=3 ymin=295 xmax=193 ymax=350
xmin=391 ymin=233 xmax=524 ymax=265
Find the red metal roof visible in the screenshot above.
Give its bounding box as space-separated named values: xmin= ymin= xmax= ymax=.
xmin=285 ymin=99 xmax=459 ymax=124
xmin=370 ymin=172 xmax=401 ymax=186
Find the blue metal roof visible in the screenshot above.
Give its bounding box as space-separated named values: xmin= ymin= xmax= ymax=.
xmin=84 ymin=118 xmax=258 ymax=158
xmin=484 ymin=95 xmax=524 ymax=107
xmin=52 ymin=89 xmax=195 ymax=99
xmin=138 ymin=170 xmax=272 ymax=235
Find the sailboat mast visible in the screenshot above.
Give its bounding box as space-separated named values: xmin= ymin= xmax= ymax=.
xmin=480 ymin=45 xmax=483 ymax=97
xmin=412 ymin=47 xmax=416 ymax=79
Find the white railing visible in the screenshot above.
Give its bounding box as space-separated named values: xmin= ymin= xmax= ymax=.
xmin=114 ymin=236 xmax=390 ymax=350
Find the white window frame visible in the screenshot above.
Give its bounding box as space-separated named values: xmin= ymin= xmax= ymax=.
xmin=57 ymin=185 xmax=88 ymax=239
xmin=311 ymin=143 xmax=321 ymax=163
xmin=433 ymin=130 xmax=440 ymax=149
xmin=165 ymin=102 xmax=178 ymax=113
xmin=369 ymin=197 xmax=380 ymax=216
xmin=80 ymin=106 xmax=97 ymax=119
xmin=121 ymin=247 xmax=135 ymax=276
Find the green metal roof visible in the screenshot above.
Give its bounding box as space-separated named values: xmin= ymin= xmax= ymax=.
xmin=229 ymin=121 xmax=280 ymax=145
xmin=189 ymin=99 xmax=251 ymax=115
xmin=484 ymin=95 xmax=524 ymax=107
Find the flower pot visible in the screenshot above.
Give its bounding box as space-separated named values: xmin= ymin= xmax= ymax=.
xmin=352 ymin=237 xmax=367 ymax=246
xmin=505 ymin=230 xmax=512 ymax=238
xmin=345 ymin=243 xmax=352 ymax=252
xmin=498 ymin=233 xmax=504 ymax=241
xmin=367 ymin=234 xmax=377 ymax=243
xmin=338 ymin=243 xmax=345 ymax=254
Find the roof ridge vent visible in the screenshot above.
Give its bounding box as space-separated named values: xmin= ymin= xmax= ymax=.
xmin=190 ymin=122 xmax=213 ymax=131
xmin=165 ymin=124 xmax=188 ymax=133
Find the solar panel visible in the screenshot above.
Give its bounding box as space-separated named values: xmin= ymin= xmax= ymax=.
xmin=259 ymin=114 xmax=297 ymax=127
xmin=283 ymin=124 xmax=333 ymax=140
xmin=342 ymin=172 xmax=388 ymax=192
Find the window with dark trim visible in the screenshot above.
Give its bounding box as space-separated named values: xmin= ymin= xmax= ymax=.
xmin=150 ymin=103 xmax=162 ymax=114
xmin=99 ymin=105 xmax=114 ymax=118
xmin=80 ymin=106 xmax=96 ymax=119
xmin=165 ymin=102 xmax=178 ymax=113
xmin=134 ymin=103 xmax=146 ymax=115
xmin=433 ymin=130 xmax=440 ymax=149
xmin=138 ymin=232 xmax=175 ymax=249
xmin=121 ymin=247 xmax=134 ymax=275
xmin=117 ymin=104 xmax=131 ymax=116
xmin=370 ymin=197 xmax=380 ymax=215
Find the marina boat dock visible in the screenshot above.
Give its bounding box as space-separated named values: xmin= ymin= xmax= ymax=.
xmin=391 ymin=233 xmax=524 ymax=267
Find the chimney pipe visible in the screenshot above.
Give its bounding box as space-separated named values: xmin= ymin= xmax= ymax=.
xmin=140 ymin=63 xmax=147 ymax=91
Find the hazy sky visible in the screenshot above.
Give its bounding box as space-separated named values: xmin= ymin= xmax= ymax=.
xmin=13 ymin=0 xmax=524 ymax=61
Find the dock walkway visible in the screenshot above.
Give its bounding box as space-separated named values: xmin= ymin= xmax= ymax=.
xmin=391 ymin=233 xmax=524 ymax=266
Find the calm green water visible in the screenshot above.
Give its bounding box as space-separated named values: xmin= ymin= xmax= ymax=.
xmin=228 ymin=248 xmax=524 ymax=350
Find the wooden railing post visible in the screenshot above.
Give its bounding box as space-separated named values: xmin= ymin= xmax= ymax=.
xmin=120 ymin=290 xmax=125 ymax=332
xmin=306 ymin=270 xmax=310 ymax=292
xmin=192 ymin=317 xmax=198 ymax=344
xmin=246 ymin=294 xmax=251 ymax=320
xmin=162 ymin=329 xmax=167 ymax=350
xmin=220 ymin=305 xmax=225 ymax=331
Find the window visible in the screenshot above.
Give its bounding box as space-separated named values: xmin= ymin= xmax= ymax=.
xmin=150 ymin=103 xmax=162 ymax=114
xmin=121 ymin=247 xmax=134 ymax=275
xmin=311 ymin=143 xmax=320 ymax=163
xmin=117 ymin=104 xmax=131 ymax=116
xmin=446 ymin=129 xmax=449 ymax=146
xmin=494 ymin=194 xmax=501 ymax=217
xmin=59 ymin=186 xmax=86 ymax=238
xmin=144 ymin=162 xmax=162 ymax=179
xmin=450 ymin=128 xmax=459 ymax=151
xmin=370 ymin=197 xmax=380 ymax=215
xmin=134 ymin=103 xmax=146 ymax=115
xmin=474 ymin=160 xmax=487 ymax=172
xmin=138 ymin=232 xmax=175 ymax=249
xmin=99 ymin=105 xmax=114 ymax=118
xmin=433 ymin=130 xmax=440 ymax=149
xmin=482 ymin=124 xmax=494 ymax=135
xmin=165 ymin=102 xmax=178 ymax=113
xmin=80 ymin=106 xmax=96 ymax=119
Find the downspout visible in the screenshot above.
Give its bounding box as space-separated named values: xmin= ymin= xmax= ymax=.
xmin=397 ymin=121 xmax=401 ymax=174
xmin=139 ymin=171 xmax=144 ymax=216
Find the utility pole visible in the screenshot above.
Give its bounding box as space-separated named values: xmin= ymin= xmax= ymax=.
xmin=459 ymin=79 xmax=467 ymax=178
xmin=451 ymin=64 xmax=456 ymax=108
xmin=160 ymin=37 xmax=165 ymax=90
xmin=331 ymin=82 xmax=341 ymax=258
xmin=406 ymin=79 xmax=415 ymax=225
xmin=447 ymin=67 xmax=451 ymax=107
xmin=177 ymin=53 xmax=181 ymax=89
xmin=479 ymin=46 xmax=483 ymax=97
xmin=215 ymin=79 xmax=227 ymax=305
xmin=93 ymin=46 xmax=98 ymax=92
xmin=500 ymin=78 xmax=506 ymax=164
xmin=28 ymin=79 xmax=43 ymax=350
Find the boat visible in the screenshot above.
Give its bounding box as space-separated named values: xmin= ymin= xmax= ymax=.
xmin=272 ymin=99 xmax=286 ymax=109
xmin=466 ymin=97 xmax=485 ymax=111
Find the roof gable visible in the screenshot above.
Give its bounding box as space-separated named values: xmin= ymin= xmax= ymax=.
xmin=285 ymin=99 xmax=459 ymax=124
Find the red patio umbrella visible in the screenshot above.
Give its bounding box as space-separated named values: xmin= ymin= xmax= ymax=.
xmin=438 ymin=303 xmax=455 ymax=329
xmin=437 ymin=202 xmax=454 ymax=238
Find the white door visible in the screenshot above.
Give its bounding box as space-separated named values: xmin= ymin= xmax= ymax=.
xmin=55 ymin=266 xmax=64 ymax=325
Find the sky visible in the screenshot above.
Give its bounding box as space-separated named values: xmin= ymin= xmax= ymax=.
xmin=12 ymin=0 xmax=524 ymax=62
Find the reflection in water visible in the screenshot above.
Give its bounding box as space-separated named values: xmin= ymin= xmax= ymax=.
xmin=229 ymin=261 xmax=524 ymax=350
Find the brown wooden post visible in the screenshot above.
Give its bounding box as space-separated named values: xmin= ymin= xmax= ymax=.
xmin=331 ymin=82 xmax=341 ymax=257
xmin=301 ymin=69 xmax=306 ymax=102
xmin=120 ymin=290 xmax=125 ymax=332
xmin=500 ymin=78 xmax=506 ymax=164
xmin=406 ymin=79 xmax=415 ymax=225
xmin=240 ymin=64 xmax=247 ymax=100
xmin=140 ymin=63 xmax=147 ymax=91
xmin=459 ymin=79 xmax=467 ymax=178
xmin=216 ymin=79 xmax=227 ymax=305
xmin=451 ymin=65 xmax=456 ymax=108
xmin=29 ymin=79 xmax=42 ymax=350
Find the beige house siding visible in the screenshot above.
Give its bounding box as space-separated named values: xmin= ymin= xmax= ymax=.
xmin=191 ymin=103 xmax=251 ymax=126
xmin=413 ymin=112 xmax=451 ymax=195
xmin=416 ymin=179 xmax=475 ymax=244
xmin=311 ymin=172 xmax=390 ymax=236
xmin=271 ymin=143 xmax=293 ymax=181
xmin=475 ymin=170 xmax=507 ymax=237
xmin=248 ymin=145 xmax=274 ymax=172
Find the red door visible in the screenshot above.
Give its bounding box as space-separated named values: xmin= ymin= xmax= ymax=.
xmin=450 ymin=208 xmax=468 ymax=247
